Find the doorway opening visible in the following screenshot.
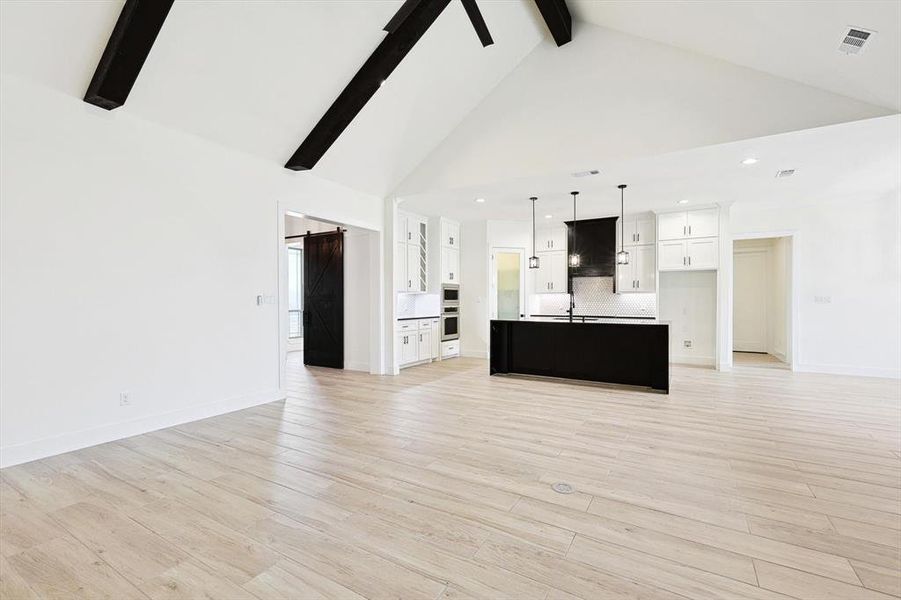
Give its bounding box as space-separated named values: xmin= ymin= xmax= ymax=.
xmin=732 ymin=236 xmax=793 ymax=369
xmin=283 ymin=213 xmax=345 ymax=367
xmin=491 ymin=248 xmax=525 ymax=320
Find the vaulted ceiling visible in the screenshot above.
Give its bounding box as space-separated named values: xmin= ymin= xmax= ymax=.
xmin=2 ymin=1 xmax=897 ymax=200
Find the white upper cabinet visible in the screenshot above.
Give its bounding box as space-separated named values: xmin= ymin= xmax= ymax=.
xmin=686 ymin=238 xmax=718 ymax=269
xmin=617 ymin=244 xmax=656 ymax=292
xmin=441 ymin=219 xmax=460 ymax=249
xmin=686 ymin=208 xmax=718 ymax=238
xmin=536 ymin=226 xmax=567 ymax=252
xmin=657 ymin=212 xmax=687 ymax=241
xmin=657 ymin=238 xmax=719 ymax=271
xmin=441 ymin=246 xmax=459 ymax=283
xmin=621 ymin=215 xmax=656 ymax=245
xmin=534 ymin=250 xmax=567 ymax=294
xmin=397 ymin=210 xmax=428 ymax=292
xmin=657 ymin=208 xmax=718 ymax=240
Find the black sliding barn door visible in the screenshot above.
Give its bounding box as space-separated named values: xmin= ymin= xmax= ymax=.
xmin=303 ymin=230 xmax=344 ymax=368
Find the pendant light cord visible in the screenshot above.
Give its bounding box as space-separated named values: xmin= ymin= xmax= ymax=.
xmin=532 ymin=197 xmax=536 ymax=257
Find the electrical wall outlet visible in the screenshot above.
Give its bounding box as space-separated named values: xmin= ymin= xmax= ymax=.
xmin=119 ymin=391 xmax=131 ymax=406
xmin=814 ymin=295 xmax=832 ymax=304
xmin=683 ymin=340 xmax=692 ymax=348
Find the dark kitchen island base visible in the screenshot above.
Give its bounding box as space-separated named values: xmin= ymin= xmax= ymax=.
xmin=490 ymin=319 xmax=669 ymax=393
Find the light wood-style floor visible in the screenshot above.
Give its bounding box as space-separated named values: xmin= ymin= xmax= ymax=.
xmin=2 ymin=355 xmax=900 ymax=600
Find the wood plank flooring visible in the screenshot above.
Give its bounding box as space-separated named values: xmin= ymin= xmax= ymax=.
xmin=1 ymin=355 xmax=899 ymax=599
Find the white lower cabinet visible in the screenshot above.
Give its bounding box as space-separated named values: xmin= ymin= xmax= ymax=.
xmin=657 ymin=237 xmax=718 ymax=271
xmin=397 ymin=318 xmax=442 ymax=369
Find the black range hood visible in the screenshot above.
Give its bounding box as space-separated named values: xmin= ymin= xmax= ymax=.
xmin=564 ymin=217 xmax=617 ymax=278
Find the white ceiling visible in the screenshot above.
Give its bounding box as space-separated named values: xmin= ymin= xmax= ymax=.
xmin=1 ymin=0 xmax=897 ymax=202
xmin=0 ymin=0 xmax=544 ymax=198
xmin=399 ymin=114 xmax=901 ymax=223
xmin=570 ymin=0 xmax=901 ymax=111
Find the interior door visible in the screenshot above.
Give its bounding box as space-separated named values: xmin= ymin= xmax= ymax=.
xmin=733 ymin=250 xmax=767 ymax=352
xmin=303 ymin=230 xmax=344 ymax=368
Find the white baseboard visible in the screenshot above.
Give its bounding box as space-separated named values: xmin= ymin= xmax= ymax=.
xmin=796 ymin=363 xmax=901 ymax=380
xmin=670 ymin=355 xmax=716 ymax=366
xmin=462 ymin=350 xmax=488 ymax=359
xmin=0 ymin=388 xmax=285 ymax=469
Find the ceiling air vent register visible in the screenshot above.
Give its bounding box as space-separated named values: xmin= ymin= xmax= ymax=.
xmin=838 ymin=28 xmax=874 ymax=55
xmin=775 ymin=169 xmax=796 ymax=179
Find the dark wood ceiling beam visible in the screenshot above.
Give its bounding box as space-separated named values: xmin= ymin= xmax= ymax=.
xmin=383 ymin=0 xmax=422 ymax=34
xmin=533 ymin=0 xmax=572 ymax=47
xmin=461 ymin=0 xmax=494 ymax=47
xmin=84 ymin=0 xmax=174 ymax=110
xmin=286 ymin=0 xmax=452 ymax=171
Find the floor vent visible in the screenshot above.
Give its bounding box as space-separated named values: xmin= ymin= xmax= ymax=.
xmin=551 ymin=482 xmax=575 ymax=494
xmin=839 ymin=28 xmax=873 ymax=55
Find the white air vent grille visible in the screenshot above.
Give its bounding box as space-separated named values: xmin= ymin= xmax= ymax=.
xmin=775 ymin=169 xmax=795 ymax=178
xmin=572 ymin=169 xmax=600 ymax=178
xmin=839 ymin=27 xmax=873 ymax=54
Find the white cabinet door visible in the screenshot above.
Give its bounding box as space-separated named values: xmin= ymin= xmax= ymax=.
xmin=635 ymin=217 xmax=656 ymax=245
xmin=533 ymin=255 xmax=551 ymax=293
xmin=397 ymin=214 xmax=409 ymax=243
xmin=658 ymin=240 xmax=686 ymax=271
xmin=686 ymin=208 xmax=718 ymax=238
xmin=548 ymin=251 xmax=567 ymax=293
xmin=634 ymin=244 xmax=657 ymax=291
xmin=430 ymin=319 xmax=440 ymax=359
xmin=417 ymin=329 xmax=432 ymax=361
xmin=536 ymin=227 xmax=566 ymax=251
xmin=442 ymin=247 xmax=459 ymax=283
xmin=395 ymin=242 xmax=407 ymax=292
xmin=687 ymin=237 xmax=718 ymax=269
xmin=657 ymin=212 xmax=686 ymax=240
xmin=406 ymin=244 xmax=420 ymax=291
xmin=548 ymin=227 xmax=567 ymax=251
xmin=401 ymin=331 xmax=418 ymax=364
xmin=442 ymin=220 xmax=460 ymax=249
xmin=615 ymin=256 xmax=633 ymax=292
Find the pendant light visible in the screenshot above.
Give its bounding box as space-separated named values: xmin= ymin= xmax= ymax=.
xmin=568 ymin=191 xmax=580 ymax=267
xmin=528 ymin=196 xmax=539 ymax=269
xmin=616 ymin=184 xmax=630 ymax=265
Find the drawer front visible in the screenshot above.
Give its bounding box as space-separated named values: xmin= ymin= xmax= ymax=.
xmin=396 ymin=321 xmax=415 ymax=332
xmin=418 ymin=318 xmax=432 ymax=330
xmin=441 ymin=341 xmax=460 ymax=357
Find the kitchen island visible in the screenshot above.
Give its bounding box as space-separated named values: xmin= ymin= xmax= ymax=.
xmin=490 ymin=318 xmax=669 ymax=393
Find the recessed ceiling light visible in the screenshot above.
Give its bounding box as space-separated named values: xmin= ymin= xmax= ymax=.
xmin=677 ymin=200 xmax=689 ymax=205
xmin=475 ymin=197 xmax=485 ymax=203
xmin=544 ymin=214 xmax=553 ymax=219
xmin=741 ymin=157 xmax=759 ymax=165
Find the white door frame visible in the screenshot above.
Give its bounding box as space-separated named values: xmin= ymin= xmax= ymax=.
xmin=276 ymin=202 xmax=385 ymax=394
xmin=727 ymin=231 xmax=799 ymax=370
xmin=489 ymin=247 xmax=526 ymax=320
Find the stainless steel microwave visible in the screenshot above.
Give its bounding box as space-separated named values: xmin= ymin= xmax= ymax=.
xmin=442 ymin=284 xmax=459 ymax=305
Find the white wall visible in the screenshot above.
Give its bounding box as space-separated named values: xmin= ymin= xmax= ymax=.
xmin=399 ymin=23 xmax=891 ymax=195
xmin=0 ymin=75 xmax=383 ymax=467
xmin=460 ymin=221 xmax=489 ymax=358
xmin=659 ymin=271 xmax=718 ymax=366
xmin=344 ymin=229 xmax=374 ymax=372
xmin=730 ymin=192 xmax=901 ymax=378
